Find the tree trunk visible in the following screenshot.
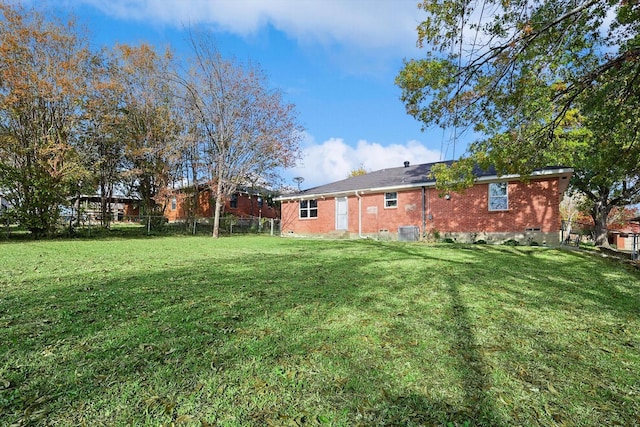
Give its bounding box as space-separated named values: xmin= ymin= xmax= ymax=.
xmin=591 ymin=199 xmax=612 ymax=247
xmin=100 ymin=180 xmax=112 ymax=229
xmin=75 ymin=190 xmax=81 ymax=229
xmin=212 ymin=191 xmax=223 ymax=238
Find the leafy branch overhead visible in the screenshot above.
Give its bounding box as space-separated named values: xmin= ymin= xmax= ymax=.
xmin=399 ymin=0 xmax=639 ymax=155
xmin=397 ymin=0 xmax=640 ymax=246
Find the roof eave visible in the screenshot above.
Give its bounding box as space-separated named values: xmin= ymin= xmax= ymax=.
xmin=275 ymin=181 xmax=436 ymax=201
xmin=475 ymin=167 xmax=574 ymax=183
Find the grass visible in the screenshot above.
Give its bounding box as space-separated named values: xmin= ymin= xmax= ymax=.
xmin=0 ymin=234 xmax=639 ymax=426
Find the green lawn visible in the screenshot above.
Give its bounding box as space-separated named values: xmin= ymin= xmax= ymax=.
xmin=0 ymin=235 xmax=638 ymax=426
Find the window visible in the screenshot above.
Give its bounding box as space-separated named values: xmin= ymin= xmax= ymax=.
xmin=489 ymin=182 xmax=508 ymax=211
xmin=385 ymin=192 xmax=398 ymax=208
xmin=299 ymin=199 xmax=318 ymax=218
xmin=230 ymin=193 xmax=238 ymax=209
xmin=171 ymin=197 xmax=177 ymax=210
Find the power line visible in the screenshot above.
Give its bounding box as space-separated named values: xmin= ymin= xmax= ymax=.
xmin=451 ymin=1 xmax=466 ymax=160
xmin=446 ymin=0 xmax=488 ymax=161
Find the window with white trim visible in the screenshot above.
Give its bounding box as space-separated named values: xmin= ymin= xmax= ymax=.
xmin=171 ymin=197 xmax=177 ymax=210
xmin=384 ymin=192 xmax=398 ymax=208
xmin=299 ymin=199 xmax=318 ymax=218
xmin=230 ymin=193 xmax=238 ymax=209
xmin=488 ymin=182 xmax=508 ymax=211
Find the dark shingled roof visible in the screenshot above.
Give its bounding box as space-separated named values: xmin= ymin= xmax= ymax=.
xmin=278 ymin=161 xmax=572 ymax=200
xmin=280 ymin=161 xmax=501 ymax=199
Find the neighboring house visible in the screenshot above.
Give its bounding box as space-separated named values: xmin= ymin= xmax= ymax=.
xmin=610 ymin=216 xmax=640 ymax=252
xmin=0 ymin=192 xmax=9 ymax=213
xmin=164 ymin=186 xmax=279 ymax=222
xmin=276 ymin=161 xmax=573 ymax=245
xmin=71 ymin=194 xmax=140 ymax=221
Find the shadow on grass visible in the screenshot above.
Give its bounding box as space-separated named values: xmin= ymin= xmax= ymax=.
xmin=386 ymin=241 xmax=639 ymax=318
xmin=446 ymin=282 xmax=501 ymax=425
xmin=364 ymin=241 xmax=505 ymax=425
xmin=1 ymin=239 xmax=638 ymax=425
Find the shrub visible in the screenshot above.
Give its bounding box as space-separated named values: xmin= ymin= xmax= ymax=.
xmin=503 ymin=239 xmax=519 ymax=246
xmin=423 ymin=229 xmax=440 ymax=243
xmin=141 ymin=215 xmax=167 ymax=230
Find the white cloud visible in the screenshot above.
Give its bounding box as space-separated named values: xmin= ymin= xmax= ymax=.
xmin=70 ymin=0 xmax=422 ymax=53
xmin=287 ymin=134 xmax=441 ymax=188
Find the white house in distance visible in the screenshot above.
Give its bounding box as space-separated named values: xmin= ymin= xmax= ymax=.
xmin=0 ymin=192 xmax=10 ymax=214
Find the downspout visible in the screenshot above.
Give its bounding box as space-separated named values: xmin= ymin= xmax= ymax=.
xmin=421 ymin=186 xmax=426 ymax=238
xmin=355 ymin=191 xmax=364 ymax=238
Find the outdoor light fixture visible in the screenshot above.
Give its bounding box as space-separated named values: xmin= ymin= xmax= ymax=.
xmin=445 ymin=194 xmax=451 ymax=200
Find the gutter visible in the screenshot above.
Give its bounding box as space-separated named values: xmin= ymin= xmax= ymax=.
xmin=355 ymin=191 xmax=364 ymax=238
xmin=275 ymin=182 xmax=434 ymax=202
xmin=473 ymin=168 xmax=574 ymax=184
xmin=421 ymin=186 xmax=426 ymax=238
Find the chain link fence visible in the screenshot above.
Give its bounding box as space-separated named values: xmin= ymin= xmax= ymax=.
xmin=1 ymin=214 xmax=281 ymax=238
xmin=159 ymin=215 xmax=281 ymax=236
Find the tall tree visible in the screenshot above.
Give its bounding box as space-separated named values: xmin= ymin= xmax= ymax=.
xmin=176 ymin=33 xmax=302 ymax=238
xmin=169 ymin=100 xmax=212 ymax=226
xmin=397 ymin=0 xmax=640 ymax=246
xmin=0 ymin=2 xmax=94 ymax=236
xmin=114 ymin=43 xmax=181 ymax=225
xmin=569 ymin=107 xmax=640 ymax=245
xmin=78 ymin=50 xmax=128 ymax=228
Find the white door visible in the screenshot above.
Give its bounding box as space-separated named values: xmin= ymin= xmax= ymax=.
xmin=335 ymin=197 xmax=348 ymax=230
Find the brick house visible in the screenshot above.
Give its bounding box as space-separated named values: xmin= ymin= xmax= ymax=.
xmin=610 ymin=216 xmax=640 ymax=253
xmin=276 ymin=161 xmax=573 ymax=245
xmin=164 ymin=186 xmax=279 ymax=222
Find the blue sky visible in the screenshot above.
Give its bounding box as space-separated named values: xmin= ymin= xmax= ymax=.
xmin=35 ymin=0 xmax=467 ymax=189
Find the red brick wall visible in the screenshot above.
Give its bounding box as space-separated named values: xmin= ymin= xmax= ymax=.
xmin=281 ymin=198 xmax=337 ymax=234
xmin=165 ymin=192 xmax=208 ymax=221
xmin=280 ymin=177 xmax=562 ymax=236
xmin=123 ymin=203 xmax=139 ymax=217
xmin=166 ymin=190 xmax=278 ymax=221
xmin=358 ymin=191 xmax=423 ymax=233
xmin=427 ymin=179 xmax=560 ymax=233
xmin=226 ymin=193 xmax=279 ymax=219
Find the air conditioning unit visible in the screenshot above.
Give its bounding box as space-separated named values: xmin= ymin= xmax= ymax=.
xmin=398 ymin=226 xmax=420 ymax=242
